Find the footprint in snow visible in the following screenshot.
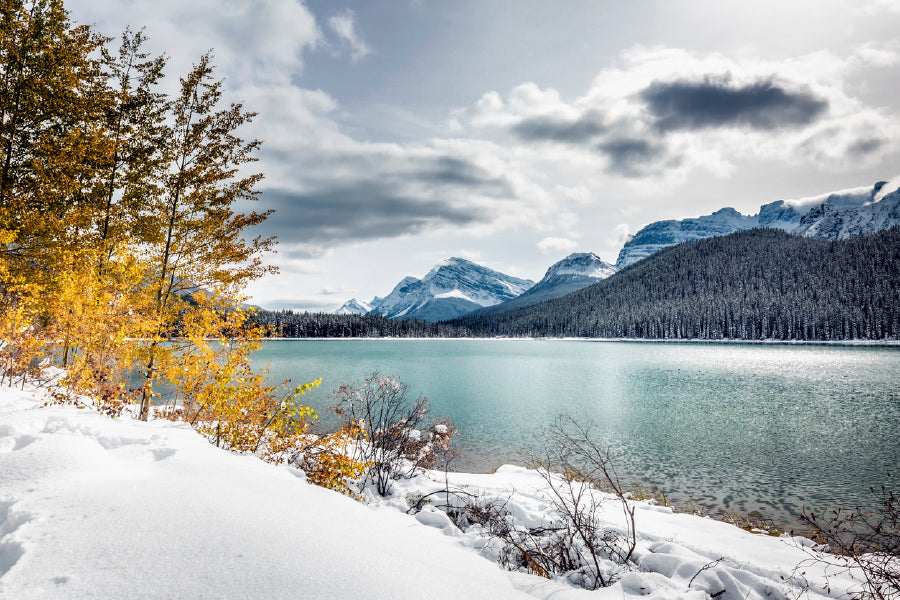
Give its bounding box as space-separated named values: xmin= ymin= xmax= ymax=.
xmin=151 ymin=448 xmax=176 ymax=461
xmin=0 ymin=499 xmax=32 ymax=577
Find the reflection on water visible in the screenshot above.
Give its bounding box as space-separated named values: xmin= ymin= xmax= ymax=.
xmin=252 ymin=339 xmax=900 ymax=527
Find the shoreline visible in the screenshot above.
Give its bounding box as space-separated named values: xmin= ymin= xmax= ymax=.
xmin=447 ymin=457 xmax=805 ymax=534
xmin=259 ymin=336 xmax=900 ymax=346
xmin=1 ymin=382 xmax=860 ymax=599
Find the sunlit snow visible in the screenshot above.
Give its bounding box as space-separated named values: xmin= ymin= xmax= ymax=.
xmin=0 ymin=382 xmax=865 ymax=600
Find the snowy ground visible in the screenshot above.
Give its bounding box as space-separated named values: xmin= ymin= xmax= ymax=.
xmin=0 ymin=382 xmax=861 ymax=599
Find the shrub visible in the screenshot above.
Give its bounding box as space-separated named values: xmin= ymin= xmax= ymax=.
xmin=288 ymin=425 xmax=371 ymax=498
xmin=509 ymin=415 xmax=637 ymax=589
xmin=330 ymin=372 xmax=456 ymax=496
xmin=405 ymin=414 xmax=638 ymax=589
xmin=797 ymin=486 xmax=899 ymax=600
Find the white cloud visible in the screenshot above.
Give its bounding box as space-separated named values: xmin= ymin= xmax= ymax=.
xmin=455 ymin=249 xmax=483 ymax=262
xmin=555 ymin=185 xmax=592 ymax=205
xmin=327 ymin=10 xmax=372 ymax=62
xmin=71 ymin=0 xmax=320 ymax=89
xmin=856 ymin=0 xmax=900 ymax=14
xmin=853 ymin=41 xmax=900 ymax=67
xmin=537 ymin=237 xmax=578 ymax=254
xmin=611 ymin=224 xmax=633 ymax=245
xmin=874 ymin=174 xmax=900 ymax=201
xmin=321 ymin=286 xmax=359 ymax=296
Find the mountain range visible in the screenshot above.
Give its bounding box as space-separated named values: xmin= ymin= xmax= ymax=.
xmin=615 ymin=180 xmax=898 ymax=268
xmin=255 ymin=225 xmax=900 ymax=341
xmin=334 ymin=178 xmax=900 ymax=322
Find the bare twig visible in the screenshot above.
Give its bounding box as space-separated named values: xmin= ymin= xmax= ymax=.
xmin=689 ymin=557 xmax=724 ymax=588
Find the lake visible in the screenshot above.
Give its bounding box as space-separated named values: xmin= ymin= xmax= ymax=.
xmin=252 ymin=339 xmax=900 ymax=527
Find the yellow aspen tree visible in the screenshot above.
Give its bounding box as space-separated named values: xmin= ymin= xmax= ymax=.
xmin=0 ymin=0 xmax=106 ymax=265
xmin=94 ymin=27 xmax=168 ymax=251
xmin=160 ymin=295 xmax=320 ymax=455
xmin=0 ymin=0 xmax=110 ymax=389
xmin=45 ymin=245 xmax=155 ymax=412
xmin=135 ymin=52 xmax=275 ymax=420
xmin=0 ymin=2 xmax=304 ymax=442
xmin=40 ymin=28 xmax=169 ymax=396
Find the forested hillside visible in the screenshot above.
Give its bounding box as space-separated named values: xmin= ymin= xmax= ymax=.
xmin=452 ymin=228 xmax=900 ymax=340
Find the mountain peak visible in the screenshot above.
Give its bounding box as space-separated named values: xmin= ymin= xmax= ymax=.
xmin=466 ymin=251 xmax=616 ymax=318
xmin=544 ymin=252 xmax=616 ymax=279
xmin=335 ymin=298 xmax=371 ymax=315
xmin=712 ymin=207 xmax=740 ymax=216
xmin=425 ymin=257 xmax=476 ymax=278
xmin=370 ymin=258 xmax=534 ymax=322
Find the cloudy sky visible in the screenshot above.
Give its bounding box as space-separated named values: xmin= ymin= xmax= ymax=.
xmin=70 ymin=0 xmax=900 ymax=311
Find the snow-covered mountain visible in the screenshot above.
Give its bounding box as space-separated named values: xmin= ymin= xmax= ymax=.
xmin=615 ymin=207 xmax=758 ymax=269
xmin=471 ymin=252 xmax=616 ymax=317
xmin=615 ymin=180 xmax=898 ymax=269
xmin=794 ymin=185 xmax=900 ymax=239
xmin=335 ymin=298 xmax=372 ymax=315
xmin=369 ymin=258 xmax=534 ymax=322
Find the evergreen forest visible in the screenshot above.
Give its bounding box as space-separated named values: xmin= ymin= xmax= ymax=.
xmin=453 ymin=228 xmax=900 ymax=341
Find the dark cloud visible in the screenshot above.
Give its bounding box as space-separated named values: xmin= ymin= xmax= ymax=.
xmin=255 ymin=184 xmax=485 ymax=244
xmin=512 ymin=110 xmax=606 ymax=143
xmin=847 ymin=137 xmax=884 ymax=157
xmin=249 ymin=152 xmax=515 ymax=246
xmin=596 ymin=137 xmax=665 ymax=177
xmin=279 ymin=246 xmax=326 ymax=260
xmin=640 ymin=77 xmax=828 ymax=132
xmin=415 ymin=156 xmax=513 ymax=195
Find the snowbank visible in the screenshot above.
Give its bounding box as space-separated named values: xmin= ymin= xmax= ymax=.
xmin=0 ymin=383 xmax=859 ymax=599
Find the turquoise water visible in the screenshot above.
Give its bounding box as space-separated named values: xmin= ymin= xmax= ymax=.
xmin=252 ymin=339 xmax=900 ymax=526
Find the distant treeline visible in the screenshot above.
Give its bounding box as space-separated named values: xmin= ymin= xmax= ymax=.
xmin=250 ymin=311 xmax=472 ymax=338
xmin=452 ymin=228 xmax=900 ymax=341
xmin=254 ymin=228 xmax=900 ymax=342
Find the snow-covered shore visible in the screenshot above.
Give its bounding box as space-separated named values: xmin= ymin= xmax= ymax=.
xmin=0 ymin=383 xmax=859 ymax=599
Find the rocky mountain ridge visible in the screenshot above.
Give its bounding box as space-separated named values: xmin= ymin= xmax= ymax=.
xmin=367 ymin=257 xmax=534 ymax=322
xmin=615 ymin=181 xmax=898 ymax=268
xmin=470 ymin=252 xmax=616 ymax=317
